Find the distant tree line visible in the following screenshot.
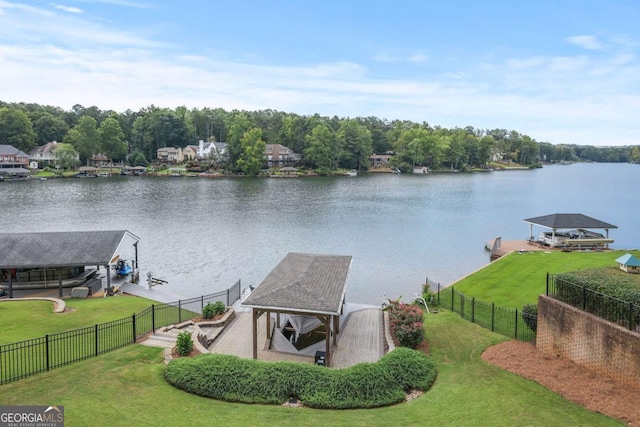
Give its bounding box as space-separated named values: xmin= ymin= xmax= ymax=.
xmin=1 ymin=101 xmax=639 ymax=174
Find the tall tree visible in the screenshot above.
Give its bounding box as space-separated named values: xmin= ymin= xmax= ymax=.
xmin=53 ymin=143 xmax=79 ymax=170
xmin=303 ymin=124 xmax=335 ymax=174
xmin=226 ymin=113 xmax=252 ymax=170
xmin=236 ymin=128 xmax=266 ymax=176
xmin=33 ymin=113 xmax=69 ymax=145
xmin=0 ymin=107 xmax=37 ymax=152
xmin=98 ymin=117 xmax=126 ymax=161
xmin=336 ymin=119 xmax=373 ymax=170
xmin=64 ymin=116 xmax=100 ymax=164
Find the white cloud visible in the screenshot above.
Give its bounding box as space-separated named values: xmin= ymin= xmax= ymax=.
xmin=52 ymin=4 xmax=84 ymax=14
xmin=566 ymin=35 xmax=603 ymax=50
xmin=372 ymin=52 xmax=428 ymax=64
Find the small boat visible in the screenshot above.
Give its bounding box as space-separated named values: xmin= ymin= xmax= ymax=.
xmin=114 ymin=259 xmax=133 ymax=277
xmin=346 ymin=169 xmax=357 ymax=177
xmin=391 ymin=168 xmax=401 ymax=174
xmin=97 ymin=172 xmax=111 ymax=177
xmin=39 ymin=177 xmax=47 ymax=181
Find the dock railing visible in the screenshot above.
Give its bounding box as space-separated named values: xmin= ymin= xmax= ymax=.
xmin=0 ymin=279 xmax=242 ymax=385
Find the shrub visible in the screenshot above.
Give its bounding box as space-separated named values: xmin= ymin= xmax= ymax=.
xmin=385 ymin=299 xmax=425 ymax=349
xmin=176 ymin=331 xmax=193 ymax=356
xmin=164 ymin=347 xmax=437 ymax=409
xmin=522 ymin=304 xmax=538 ymax=332
xmin=202 ymin=301 xmax=226 ymax=319
xmin=394 ymin=322 xmax=425 ymax=348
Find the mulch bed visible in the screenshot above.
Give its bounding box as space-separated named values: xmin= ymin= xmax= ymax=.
xmin=482 ymin=340 xmax=640 ymax=426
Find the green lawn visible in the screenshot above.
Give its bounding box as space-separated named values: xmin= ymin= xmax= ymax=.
xmin=0 ymin=296 xmax=157 ymax=344
xmin=447 ymin=250 xmax=640 ymax=308
xmin=0 ymin=310 xmax=621 ymax=426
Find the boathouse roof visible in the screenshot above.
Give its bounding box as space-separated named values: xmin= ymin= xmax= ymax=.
xmin=242 ymin=252 xmax=352 ymax=316
xmin=615 ymin=253 xmax=640 ymax=267
xmin=0 ymin=230 xmax=140 ymax=269
xmin=523 ymin=213 xmax=617 ymax=230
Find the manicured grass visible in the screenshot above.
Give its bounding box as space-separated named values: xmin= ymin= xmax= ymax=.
xmin=448 ymin=250 xmax=640 ymax=308
xmin=0 ymin=296 xmax=158 ymax=344
xmin=0 ymin=311 xmax=621 ymax=426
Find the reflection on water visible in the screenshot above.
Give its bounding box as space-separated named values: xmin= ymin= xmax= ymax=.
xmin=0 ymin=163 xmax=638 ymax=304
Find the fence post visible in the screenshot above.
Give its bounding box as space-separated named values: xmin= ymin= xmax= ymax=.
xmin=451 ymin=287 xmax=454 ymax=311
xmin=491 ymin=303 xmax=495 ymax=332
xmin=132 ymin=313 xmax=136 ymax=344
xmin=472 ymin=297 xmax=475 ymax=323
xmin=629 ymin=302 xmax=634 ymax=331
xmin=45 ymin=334 xmax=50 ymax=372
xmin=227 ymin=288 xmax=230 ymax=306
xmin=178 ymin=300 xmax=182 ymax=323
xmin=582 ymin=286 xmax=586 ymax=310
xmin=546 ymin=272 xmax=549 ymax=296
xmin=515 ymin=308 xmax=519 ymax=340
xmin=437 ymin=283 xmax=440 ymax=305
xmin=94 ymin=324 xmax=99 ymax=357
xmin=201 ymin=295 xmax=204 ymax=310
xmin=460 ymin=294 xmax=464 ymax=318
xmin=152 ymin=304 xmax=155 ymax=334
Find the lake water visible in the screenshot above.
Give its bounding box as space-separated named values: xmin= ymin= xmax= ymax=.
xmin=0 ymin=163 xmax=638 ymax=305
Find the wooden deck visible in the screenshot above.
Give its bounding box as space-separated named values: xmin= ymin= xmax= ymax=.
xmin=487 ymin=238 xmax=548 ymax=260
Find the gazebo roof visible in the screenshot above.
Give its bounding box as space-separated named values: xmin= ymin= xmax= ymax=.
xmin=242 ymin=253 xmax=352 ymax=316
xmin=523 ymin=213 xmax=617 ymax=230
xmin=0 ymin=230 xmax=139 ymax=269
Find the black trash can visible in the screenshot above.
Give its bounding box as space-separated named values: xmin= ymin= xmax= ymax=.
xmin=314 ymin=351 xmax=326 ymax=366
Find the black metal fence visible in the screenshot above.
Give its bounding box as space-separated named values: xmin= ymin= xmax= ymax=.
xmin=546 ymin=274 xmax=640 ymax=331
xmin=435 ymin=283 xmax=537 ymax=342
xmin=0 ymin=279 xmax=242 ymax=385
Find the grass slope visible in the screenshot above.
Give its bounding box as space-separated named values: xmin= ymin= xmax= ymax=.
xmin=0 ymin=311 xmax=621 ymax=426
xmin=0 ymin=296 xmax=157 ymax=344
xmin=448 ymin=250 xmax=640 ymax=308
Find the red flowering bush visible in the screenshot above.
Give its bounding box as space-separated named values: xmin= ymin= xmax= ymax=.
xmin=386 ymin=299 xmax=425 ymax=349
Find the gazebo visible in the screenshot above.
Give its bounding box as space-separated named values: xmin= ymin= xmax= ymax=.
xmin=524 ymin=213 xmax=617 ymax=248
xmin=242 ymin=253 xmax=352 ymax=367
xmin=0 ymin=230 xmax=140 ymax=298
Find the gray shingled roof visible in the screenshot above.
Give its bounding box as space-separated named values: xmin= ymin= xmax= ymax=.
xmin=523 ymin=213 xmax=617 ymax=230
xmin=242 ymin=253 xmax=352 ymax=315
xmin=0 ymin=230 xmax=139 ymax=269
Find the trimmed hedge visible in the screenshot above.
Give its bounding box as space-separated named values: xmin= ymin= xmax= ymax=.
xmin=164 ymin=347 xmax=437 ymax=409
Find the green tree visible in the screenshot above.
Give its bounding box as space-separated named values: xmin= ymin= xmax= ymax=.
xmin=53 ymin=143 xmax=79 ymax=170
xmin=236 ymin=128 xmax=266 ymax=176
xmin=33 ymin=113 xmax=69 ymax=145
xmin=226 ymin=113 xmax=252 ymax=171
xmin=127 ymin=149 xmax=149 ymax=167
xmin=336 ymin=119 xmax=372 ymax=170
xmin=98 ymin=118 xmax=126 ymax=162
xmin=0 ymin=107 xmax=37 ymax=152
xmin=64 ymin=116 xmax=100 ymax=164
xmin=304 ymin=124 xmax=335 ymax=174
xmin=478 ymin=135 xmax=496 ymax=167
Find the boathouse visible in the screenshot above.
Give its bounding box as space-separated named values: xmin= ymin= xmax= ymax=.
xmin=524 ymin=213 xmax=617 ymax=249
xmin=241 ymin=253 xmax=352 ymax=367
xmin=0 ymin=230 xmax=140 ymax=298
xmin=615 ymin=253 xmax=640 ymax=274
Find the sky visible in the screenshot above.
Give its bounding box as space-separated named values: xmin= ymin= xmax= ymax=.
xmin=0 ymin=0 xmax=639 ymax=146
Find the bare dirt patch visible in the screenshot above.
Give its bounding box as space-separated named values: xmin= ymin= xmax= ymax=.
xmin=482 ymin=340 xmax=640 ymax=426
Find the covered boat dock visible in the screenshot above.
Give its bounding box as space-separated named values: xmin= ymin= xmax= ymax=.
xmin=242 ymin=252 xmax=352 ymax=368
xmin=0 ymin=230 xmax=140 ymax=298
xmin=524 ymin=213 xmax=617 ymax=249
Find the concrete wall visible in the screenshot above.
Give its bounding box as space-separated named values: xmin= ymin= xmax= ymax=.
xmin=537 ymin=295 xmax=640 ymax=387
